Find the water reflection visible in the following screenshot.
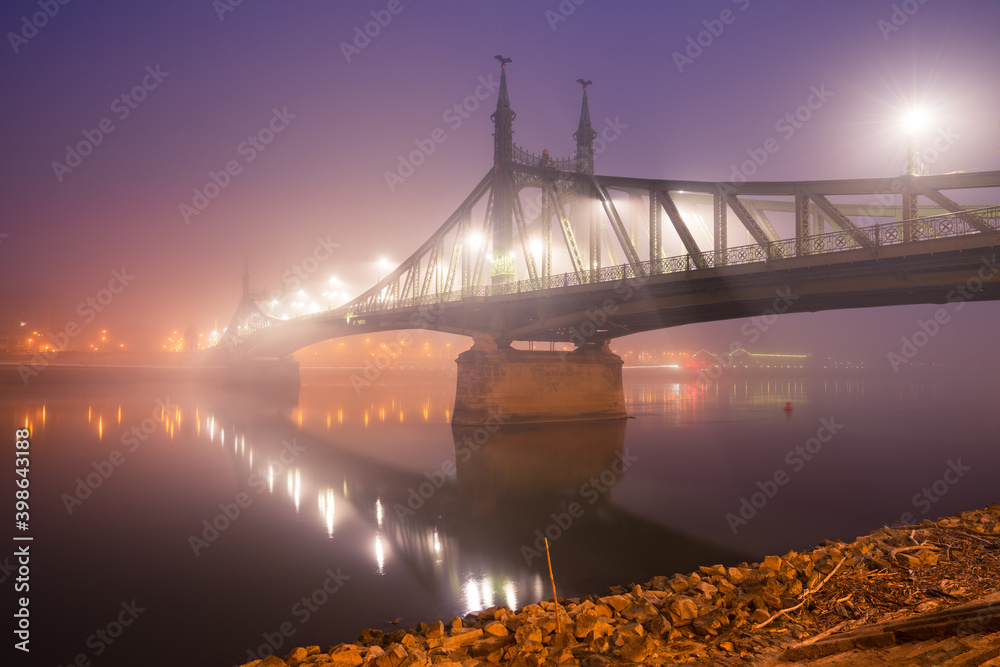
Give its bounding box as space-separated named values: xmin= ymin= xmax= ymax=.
xmin=7 ymin=367 xmax=997 ymax=667
xmin=188 ymin=382 xmax=753 ymax=620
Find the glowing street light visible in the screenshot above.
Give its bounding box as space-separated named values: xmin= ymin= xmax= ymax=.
xmin=902 ymin=106 xmax=930 ymax=176
xmin=377 ymin=256 xmax=389 ymax=284
xmin=529 ymin=238 xmax=543 ymax=260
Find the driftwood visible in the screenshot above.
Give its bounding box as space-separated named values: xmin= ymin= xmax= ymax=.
xmin=754 ymin=556 xmax=848 ymax=629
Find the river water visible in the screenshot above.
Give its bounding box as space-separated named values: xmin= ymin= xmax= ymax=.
xmin=3 ymin=365 xmax=997 ymax=666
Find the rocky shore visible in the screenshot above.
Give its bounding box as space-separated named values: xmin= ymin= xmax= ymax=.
xmin=238 ymin=504 xmax=1000 ymax=667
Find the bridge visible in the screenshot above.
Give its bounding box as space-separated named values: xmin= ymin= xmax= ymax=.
xmin=217 ymin=57 xmax=1000 ymax=423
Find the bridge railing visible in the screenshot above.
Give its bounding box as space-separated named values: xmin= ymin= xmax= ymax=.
xmin=293 ymin=205 xmax=999 ymax=322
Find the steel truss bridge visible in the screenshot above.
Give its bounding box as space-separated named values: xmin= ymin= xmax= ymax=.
xmin=219 ymin=58 xmax=1000 ymax=361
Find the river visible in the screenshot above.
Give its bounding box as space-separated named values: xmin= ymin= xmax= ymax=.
xmin=3 ymin=365 xmax=997 ymax=666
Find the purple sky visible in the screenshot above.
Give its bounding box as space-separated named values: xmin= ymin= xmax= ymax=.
xmin=2 ymin=0 xmax=999 ymax=359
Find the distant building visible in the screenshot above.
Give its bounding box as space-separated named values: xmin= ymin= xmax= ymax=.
xmin=0 ymin=320 xmax=32 ymax=354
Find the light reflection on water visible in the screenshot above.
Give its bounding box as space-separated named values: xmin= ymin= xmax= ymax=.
xmin=7 ymin=367 xmax=998 ymax=667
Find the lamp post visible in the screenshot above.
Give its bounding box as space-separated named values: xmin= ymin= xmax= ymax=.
xmin=903 ymin=108 xmax=928 ymax=176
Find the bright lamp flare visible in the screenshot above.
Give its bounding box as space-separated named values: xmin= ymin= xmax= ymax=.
xmin=902 ymin=108 xmax=929 ymax=133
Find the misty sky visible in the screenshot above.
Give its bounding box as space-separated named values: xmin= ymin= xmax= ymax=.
xmin=2 ymin=0 xmax=999 ymax=360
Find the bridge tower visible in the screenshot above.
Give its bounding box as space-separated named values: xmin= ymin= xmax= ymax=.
xmin=489 ymin=56 xmax=516 ymax=284
xmin=573 ymin=79 xmax=595 ymax=175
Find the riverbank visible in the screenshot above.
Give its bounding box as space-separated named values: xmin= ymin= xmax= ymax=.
xmin=238 ymin=503 xmax=1000 ymax=666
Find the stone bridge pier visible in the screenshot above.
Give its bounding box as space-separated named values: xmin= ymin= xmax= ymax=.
xmin=452 ymin=333 xmax=627 ymax=425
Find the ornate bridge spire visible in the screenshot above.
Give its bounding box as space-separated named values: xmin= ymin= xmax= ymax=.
xmin=490 ymin=55 xmax=516 ymax=284
xmin=574 ymin=79 xmax=596 ymax=175
xmin=491 ymin=55 xmax=515 ymax=165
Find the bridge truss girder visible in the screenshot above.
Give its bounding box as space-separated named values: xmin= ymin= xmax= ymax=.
xmin=222 ymin=168 xmax=1000 ymax=358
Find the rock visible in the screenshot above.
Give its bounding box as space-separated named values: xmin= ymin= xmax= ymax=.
xmin=424 ymin=621 xmax=444 ymax=639
xmin=647 ymin=614 xmax=672 ymax=637
xmin=438 ymin=628 xmax=483 ymax=649
xmin=621 ymin=601 xmax=658 ymax=624
xmin=398 ymin=651 xmax=429 ymax=667
xmin=616 ymin=635 xmax=656 ymax=662
xmin=285 ymin=647 xmax=309 ymax=666
xmin=482 ymin=621 xmax=508 ymax=637
xmin=535 ymin=613 xmax=561 ymax=636
xmin=727 ymin=566 xmax=750 ymax=584
xmin=598 ymin=594 xmax=630 ymax=613
xmin=763 ymin=578 xmax=786 ymax=598
xmin=699 ymin=564 xmax=727 ymax=577
xmin=667 ymin=596 xmax=699 ymax=626
xmin=761 ymin=555 xmax=783 ymax=571
xmin=573 ymin=611 xmax=614 ymax=639
xmin=668 ymin=575 xmax=690 ymax=593
xmin=362 ymin=645 xmax=384 ymax=664
xmin=469 ymin=635 xmax=512 ymax=658
xmin=591 ymin=603 xmax=613 ymax=618
xmin=476 ymin=606 xmax=501 ymax=621
xmin=448 ymin=616 xmax=463 ymax=629
xmin=546 ymin=629 xmax=578 ymax=653
xmin=513 ymin=624 xmax=542 ymax=644
xmin=256 ymin=658 xmax=288 ymax=667
xmin=385 ymin=630 xmax=407 ymax=645
xmin=582 ymin=655 xmax=611 ymax=667
xmin=694 ymin=581 xmax=719 ymax=598
xmin=326 ymin=645 xmax=364 ymax=667
xmin=716 ymin=578 xmax=737 ymax=596
xmin=691 ymin=614 xmax=722 ymax=636
xmin=374 ymin=644 xmax=407 ymax=667
xmin=358 ymin=629 xmax=384 ymax=648
xmin=609 ymin=622 xmax=644 ymax=647
xmin=520 ymin=604 xmax=545 ymax=617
